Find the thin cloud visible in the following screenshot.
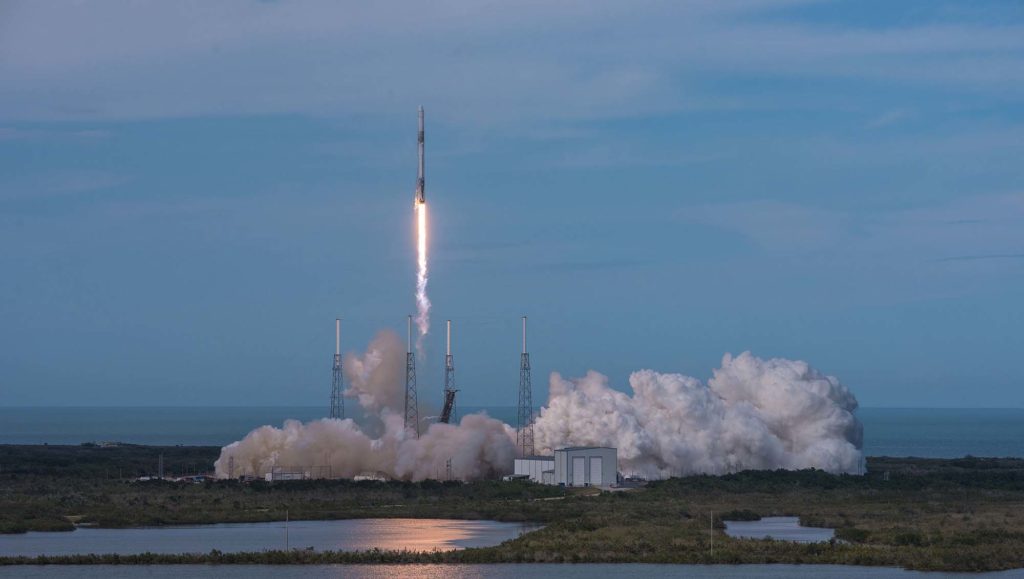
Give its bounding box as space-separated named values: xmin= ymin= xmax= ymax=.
xmin=937 ymin=253 xmax=1024 ymax=262
xmin=0 ymin=1 xmax=1021 ymax=123
xmin=677 ymin=193 xmax=1024 ymax=261
xmin=532 ymin=257 xmax=649 ymax=273
xmin=0 ymin=172 xmax=129 ymax=202
xmin=0 ymin=127 xmax=112 ymax=141
xmin=867 ymin=110 xmax=913 ymax=129
xmin=944 ymin=219 xmax=989 ymax=225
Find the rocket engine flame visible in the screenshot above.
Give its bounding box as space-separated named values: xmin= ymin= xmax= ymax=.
xmin=414 ymin=200 xmax=430 ymax=354
xmin=412 ymin=106 xmax=430 ymax=356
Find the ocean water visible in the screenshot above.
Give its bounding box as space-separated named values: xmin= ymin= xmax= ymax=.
xmin=0 ymin=406 xmax=1022 ymax=458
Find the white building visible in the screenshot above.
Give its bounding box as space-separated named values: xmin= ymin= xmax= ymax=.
xmin=554 ymin=447 xmax=617 ymax=487
xmin=513 ymin=447 xmax=618 ymax=487
xmin=353 ymin=471 xmax=390 ymax=482
xmin=264 ymin=469 xmax=308 ymax=482
xmin=514 ymin=456 xmax=555 ymax=483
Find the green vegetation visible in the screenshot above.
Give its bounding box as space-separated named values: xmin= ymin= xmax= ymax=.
xmin=2 ymin=445 xmax=1024 ymax=571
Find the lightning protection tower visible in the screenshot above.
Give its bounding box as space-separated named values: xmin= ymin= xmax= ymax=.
xmin=440 ymin=320 xmax=458 ymax=424
xmin=330 ymin=318 xmax=345 ymax=419
xmin=517 ymin=316 xmax=534 ymax=456
xmin=404 ymin=315 xmax=420 ymax=437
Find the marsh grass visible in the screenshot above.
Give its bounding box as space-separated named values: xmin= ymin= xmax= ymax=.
xmin=1 ymin=446 xmax=1023 ymax=571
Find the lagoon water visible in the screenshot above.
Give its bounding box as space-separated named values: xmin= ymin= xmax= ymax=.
xmin=2 ymin=564 xmax=1023 ymax=578
xmin=0 ymin=519 xmax=540 ymax=557
xmin=1 ymin=406 xmax=1022 ymax=458
xmin=2 ymin=409 xmax=1023 ymax=575
xmin=724 ymin=517 xmax=835 ymax=543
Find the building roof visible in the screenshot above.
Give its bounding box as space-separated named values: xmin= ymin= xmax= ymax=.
xmin=556 ymin=446 xmax=616 ymax=452
xmin=516 ymin=455 xmax=555 ymax=461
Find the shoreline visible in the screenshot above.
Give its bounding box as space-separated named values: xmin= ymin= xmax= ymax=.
xmin=2 ymin=446 xmax=1024 ymax=571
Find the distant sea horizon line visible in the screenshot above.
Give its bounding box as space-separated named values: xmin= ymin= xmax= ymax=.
xmin=1 ymin=407 xmax=1021 ymax=457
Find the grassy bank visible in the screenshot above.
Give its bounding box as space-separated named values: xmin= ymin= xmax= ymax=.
xmin=1 ymin=445 xmax=1023 ymax=571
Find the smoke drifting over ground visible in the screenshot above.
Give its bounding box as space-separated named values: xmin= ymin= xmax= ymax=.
xmin=215 ymin=330 xmax=516 ymax=481
xmin=534 ymin=352 xmax=864 ymax=477
xmin=217 ymin=333 xmax=863 ymax=480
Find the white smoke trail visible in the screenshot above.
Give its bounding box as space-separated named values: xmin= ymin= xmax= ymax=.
xmin=533 ymin=352 xmax=864 ymax=477
xmin=215 ymin=329 xmax=515 ymax=481
xmin=414 ymin=201 xmax=430 ymax=355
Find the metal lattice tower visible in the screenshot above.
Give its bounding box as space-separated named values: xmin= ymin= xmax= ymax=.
xmin=330 ymin=318 xmax=345 ymax=419
xmin=404 ymin=315 xmax=420 ymax=437
xmin=440 ymin=320 xmax=458 ymax=424
xmin=517 ymin=316 xmax=534 ymax=456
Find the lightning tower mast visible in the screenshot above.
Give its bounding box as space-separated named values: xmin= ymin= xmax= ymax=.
xmin=404 ymin=315 xmax=420 ymax=437
xmin=517 ymin=316 xmax=534 ymax=456
xmin=330 ymin=318 xmax=345 ymax=419
xmin=440 ymin=320 xmax=458 ymax=424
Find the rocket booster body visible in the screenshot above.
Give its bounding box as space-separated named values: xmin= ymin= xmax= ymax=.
xmin=415 ymin=106 xmax=425 ymax=205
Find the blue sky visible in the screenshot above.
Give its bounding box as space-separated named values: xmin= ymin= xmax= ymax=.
xmin=1 ymin=0 xmax=1022 ymax=408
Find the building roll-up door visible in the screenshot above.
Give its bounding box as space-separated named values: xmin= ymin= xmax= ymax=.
xmin=572 ymin=456 xmax=586 ymax=486
xmin=590 ymin=457 xmax=602 ymax=486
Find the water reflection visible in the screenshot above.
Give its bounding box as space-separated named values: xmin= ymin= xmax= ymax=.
xmin=724 ymin=517 xmax=835 ymax=543
xmin=0 ymin=519 xmax=542 ymax=557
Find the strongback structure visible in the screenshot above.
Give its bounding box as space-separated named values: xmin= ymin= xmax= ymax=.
xmin=440 ymin=319 xmax=458 ymax=424
xmin=517 ymin=316 xmax=535 ymax=456
xmin=330 ymin=318 xmax=345 ymax=419
xmin=404 ymin=315 xmax=420 ymax=437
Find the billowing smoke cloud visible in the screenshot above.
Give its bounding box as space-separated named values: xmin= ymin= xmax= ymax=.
xmin=342 ymin=329 xmax=404 ymax=414
xmin=217 ymin=331 xmax=864 ymax=481
xmin=215 ymin=330 xmax=516 ymax=481
xmin=534 ymin=352 xmax=864 ymax=477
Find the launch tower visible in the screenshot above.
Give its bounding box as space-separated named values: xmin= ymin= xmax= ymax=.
xmin=330 ymin=318 xmax=345 ymax=419
xmin=517 ymin=316 xmax=534 ymax=456
xmin=440 ymin=319 xmax=458 ymax=424
xmin=404 ymin=315 xmax=420 ymax=437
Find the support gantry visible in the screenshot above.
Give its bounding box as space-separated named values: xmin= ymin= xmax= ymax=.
xmin=404 ymin=315 xmax=420 ymax=437
xmin=330 ymin=318 xmax=345 ymax=419
xmin=517 ymin=316 xmax=534 ymax=456
xmin=440 ymin=319 xmax=458 ymax=424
